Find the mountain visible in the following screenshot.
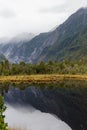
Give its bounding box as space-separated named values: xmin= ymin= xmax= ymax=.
xmin=0 ymin=52 xmax=6 ymax=62
xmin=41 ymin=8 xmax=87 ymax=61
xmin=0 ymin=33 xmax=35 ymax=63
xmin=1 ymin=8 xmax=87 ymax=63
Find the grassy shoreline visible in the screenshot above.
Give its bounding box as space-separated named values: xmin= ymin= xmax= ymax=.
xmin=0 ymin=74 xmax=87 ymax=83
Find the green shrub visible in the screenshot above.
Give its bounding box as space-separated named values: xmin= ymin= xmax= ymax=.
xmin=0 ymin=95 xmax=8 ymax=130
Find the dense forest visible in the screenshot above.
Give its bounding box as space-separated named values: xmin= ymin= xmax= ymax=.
xmin=0 ymin=59 xmax=87 ymax=75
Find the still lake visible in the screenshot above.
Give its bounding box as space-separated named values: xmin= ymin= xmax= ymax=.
xmin=1 ymin=80 xmax=87 ymax=130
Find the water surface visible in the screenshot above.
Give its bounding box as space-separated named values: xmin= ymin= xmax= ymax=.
xmin=5 ymin=104 xmax=71 ymax=130
xmin=1 ymin=80 xmax=87 ymax=130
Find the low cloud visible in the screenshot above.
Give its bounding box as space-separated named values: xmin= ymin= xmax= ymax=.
xmin=39 ymin=0 xmax=87 ymax=14
xmin=40 ymin=5 xmax=67 ymax=14
xmin=0 ymin=9 xmax=16 ymax=19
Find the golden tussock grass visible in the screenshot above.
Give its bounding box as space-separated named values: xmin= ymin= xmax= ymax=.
xmin=0 ymin=74 xmax=87 ymax=84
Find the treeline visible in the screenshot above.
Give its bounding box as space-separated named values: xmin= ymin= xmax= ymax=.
xmin=0 ymin=59 xmax=87 ymax=75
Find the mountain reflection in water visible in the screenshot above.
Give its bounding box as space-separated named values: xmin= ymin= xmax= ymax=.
xmin=1 ymin=81 xmax=87 ymax=130
xmin=5 ymin=104 xmax=72 ymax=130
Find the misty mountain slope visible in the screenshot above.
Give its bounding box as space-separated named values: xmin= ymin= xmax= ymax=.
xmin=0 ymin=52 xmax=6 ymax=62
xmin=0 ymin=31 xmax=58 ymax=63
xmin=1 ymin=8 xmax=87 ymax=63
xmin=0 ymin=33 xmax=35 ymax=63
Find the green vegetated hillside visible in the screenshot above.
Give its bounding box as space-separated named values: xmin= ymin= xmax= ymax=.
xmin=39 ymin=8 xmax=87 ymax=62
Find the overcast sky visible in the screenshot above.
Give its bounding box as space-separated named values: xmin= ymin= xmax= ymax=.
xmin=0 ymin=0 xmax=87 ymax=37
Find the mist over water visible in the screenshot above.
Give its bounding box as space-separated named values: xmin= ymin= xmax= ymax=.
xmin=5 ymin=104 xmax=72 ymax=130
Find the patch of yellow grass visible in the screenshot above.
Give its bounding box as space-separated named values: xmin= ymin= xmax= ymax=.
xmin=0 ymin=74 xmax=87 ymax=84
